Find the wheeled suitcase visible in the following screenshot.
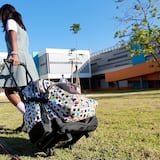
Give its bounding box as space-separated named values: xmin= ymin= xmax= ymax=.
xmin=4 ymin=59 xmax=98 ymax=156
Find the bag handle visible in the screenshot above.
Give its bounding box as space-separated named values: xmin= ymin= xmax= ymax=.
xmin=4 ymin=59 xmax=33 ymax=85
xmin=4 ymin=59 xmax=33 ymax=101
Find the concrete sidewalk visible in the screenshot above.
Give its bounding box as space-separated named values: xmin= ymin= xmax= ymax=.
xmin=0 ymin=90 xmax=159 ymax=102
xmin=85 ymin=90 xmax=160 ymax=98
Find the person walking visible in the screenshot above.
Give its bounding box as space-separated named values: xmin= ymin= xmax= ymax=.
xmin=0 ymin=4 xmax=39 ymax=131
xmin=59 ymin=74 xmax=68 ymax=83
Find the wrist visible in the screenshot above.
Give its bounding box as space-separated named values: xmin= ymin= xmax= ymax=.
xmin=11 ymin=51 xmax=18 ymax=55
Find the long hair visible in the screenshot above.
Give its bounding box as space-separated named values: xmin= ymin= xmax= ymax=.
xmin=0 ymin=4 xmax=26 ymax=31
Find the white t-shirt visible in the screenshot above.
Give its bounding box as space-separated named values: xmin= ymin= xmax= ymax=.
xmin=6 ymin=19 xmax=17 ymax=32
xmin=59 ymin=77 xmax=68 ymax=83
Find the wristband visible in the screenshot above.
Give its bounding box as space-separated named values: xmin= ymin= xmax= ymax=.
xmin=11 ymin=51 xmax=18 ymax=55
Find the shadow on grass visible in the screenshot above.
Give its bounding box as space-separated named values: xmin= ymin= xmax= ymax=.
xmin=0 ymin=126 xmax=18 ymax=135
xmin=0 ymin=130 xmax=40 ymax=158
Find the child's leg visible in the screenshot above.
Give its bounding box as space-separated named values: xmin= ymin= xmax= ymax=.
xmin=4 ymin=88 xmax=25 ymax=114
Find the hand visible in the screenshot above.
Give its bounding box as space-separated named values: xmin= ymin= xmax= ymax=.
xmin=10 ymin=54 xmax=20 ymax=65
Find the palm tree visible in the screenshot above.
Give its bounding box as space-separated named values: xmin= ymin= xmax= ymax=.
xmin=70 ymin=23 xmax=81 ymax=34
xmin=70 ymin=23 xmax=81 ymax=53
xmin=70 ymin=24 xmax=81 ymax=88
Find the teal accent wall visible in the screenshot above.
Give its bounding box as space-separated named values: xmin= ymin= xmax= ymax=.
xmin=32 ymin=51 xmax=40 ymax=75
xmin=132 ymin=53 xmax=146 ymax=65
xmin=131 ymin=44 xmax=146 ymax=65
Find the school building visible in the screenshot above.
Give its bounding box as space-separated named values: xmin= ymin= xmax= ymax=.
xmin=33 ymin=48 xmax=92 ymax=90
xmin=0 ymin=45 xmax=160 ymax=92
xmin=91 ymin=45 xmax=160 ymax=91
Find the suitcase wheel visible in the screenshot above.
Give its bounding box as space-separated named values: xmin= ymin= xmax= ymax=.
xmin=85 ymin=132 xmax=91 ymax=138
xmin=44 ymin=148 xmax=54 ymax=157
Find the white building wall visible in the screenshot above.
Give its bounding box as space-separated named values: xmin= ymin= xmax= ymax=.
xmin=38 ymin=48 xmax=91 ymax=80
xmin=0 ymin=52 xmax=8 ymax=94
xmin=0 ymin=52 xmax=8 ymax=64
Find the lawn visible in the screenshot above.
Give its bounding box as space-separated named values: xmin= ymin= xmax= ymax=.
xmin=0 ymin=90 xmax=160 ymax=160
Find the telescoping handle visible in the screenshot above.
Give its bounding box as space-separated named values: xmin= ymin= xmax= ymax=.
xmin=3 ymin=59 xmax=33 ymax=88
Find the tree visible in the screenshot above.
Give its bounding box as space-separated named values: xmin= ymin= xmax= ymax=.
xmin=70 ymin=23 xmax=81 ymax=34
xmin=70 ymin=23 xmax=81 ymax=86
xmin=114 ymin=0 xmax=160 ymax=65
xmin=70 ymin=23 xmax=81 ymax=51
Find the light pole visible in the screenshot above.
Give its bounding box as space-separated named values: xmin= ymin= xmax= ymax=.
xmin=68 ymin=48 xmax=75 ymax=83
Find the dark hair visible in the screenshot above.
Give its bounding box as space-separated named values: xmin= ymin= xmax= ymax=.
xmin=0 ymin=4 xmax=26 ymax=31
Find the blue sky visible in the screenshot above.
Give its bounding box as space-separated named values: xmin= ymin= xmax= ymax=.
xmin=0 ymin=1 xmax=141 ymax=53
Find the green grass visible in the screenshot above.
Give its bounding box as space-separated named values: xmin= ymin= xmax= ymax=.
xmin=0 ymin=90 xmax=160 ymax=160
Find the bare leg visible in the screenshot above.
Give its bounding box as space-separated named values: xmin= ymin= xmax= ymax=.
xmin=4 ymin=88 xmax=25 ymax=114
xmin=4 ymin=88 xmax=21 ymax=106
xmin=4 ymin=88 xmax=26 ymax=132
